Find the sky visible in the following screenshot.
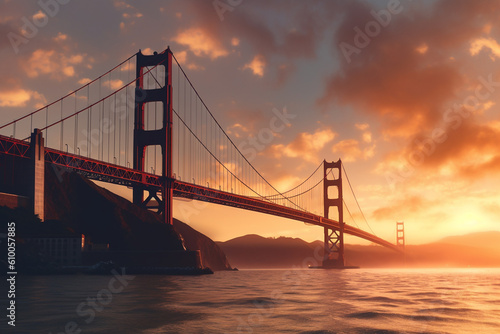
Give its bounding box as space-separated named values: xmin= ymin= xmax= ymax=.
xmin=1 ymin=0 xmax=500 ymax=245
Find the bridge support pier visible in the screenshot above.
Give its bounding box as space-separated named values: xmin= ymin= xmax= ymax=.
xmin=30 ymin=129 xmax=45 ymax=221
xmin=322 ymin=159 xmax=345 ymax=268
xmin=133 ymin=48 xmax=174 ymax=225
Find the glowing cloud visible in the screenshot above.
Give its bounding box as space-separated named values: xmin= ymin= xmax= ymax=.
xmin=23 ymin=49 xmax=85 ymax=80
xmin=32 ymin=10 xmax=47 ymax=22
xmin=103 ymin=79 xmax=124 ymax=90
xmin=53 ymin=32 xmax=68 ymax=42
xmin=243 ymin=55 xmax=266 ymax=77
xmin=416 ymin=43 xmax=429 ymax=54
xmin=173 ymin=50 xmax=204 ymax=71
xmin=470 ymin=37 xmax=500 ymax=59
xmin=78 ymin=78 xmax=91 ymax=85
xmin=332 ymin=139 xmax=374 ymax=162
xmin=0 ymin=88 xmax=45 ymax=108
xmin=271 ymin=128 xmax=336 ymax=162
xmin=172 ymin=28 xmax=228 ymax=60
xmin=0 ymin=89 xmax=30 ymax=107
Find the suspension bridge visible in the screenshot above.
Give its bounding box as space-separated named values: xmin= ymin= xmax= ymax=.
xmin=0 ymin=48 xmax=402 ymax=268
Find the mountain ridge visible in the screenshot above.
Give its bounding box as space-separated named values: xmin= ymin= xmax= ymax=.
xmin=217 ymin=231 xmax=500 ymax=268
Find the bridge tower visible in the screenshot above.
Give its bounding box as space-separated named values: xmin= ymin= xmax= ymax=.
xmin=133 ymin=48 xmax=174 ymax=225
xmin=30 ymin=128 xmax=45 ymax=221
xmin=396 ymin=221 xmax=405 ymax=248
xmin=322 ymin=159 xmax=345 ymax=268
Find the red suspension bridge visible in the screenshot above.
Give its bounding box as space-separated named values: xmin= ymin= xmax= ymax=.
xmin=0 ymin=48 xmax=402 ymax=268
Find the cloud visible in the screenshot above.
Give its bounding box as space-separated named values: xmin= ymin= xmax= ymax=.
xmin=355 ymin=123 xmax=372 ymax=143
xmin=0 ymin=89 xmax=30 ymax=107
xmin=53 ymin=32 xmax=68 ymax=42
xmin=380 ymin=118 xmax=500 ymax=186
xmin=0 ymin=88 xmax=46 ymax=108
xmin=415 ymin=43 xmax=429 ymax=55
xmin=242 ymin=54 xmax=266 ymax=77
xmin=181 ymin=0 xmax=343 ymax=84
xmin=270 ymin=128 xmax=336 ymax=162
xmin=78 ymin=78 xmax=91 ymax=85
xmin=32 ymin=10 xmax=47 ymax=22
xmin=227 ymin=123 xmax=251 ymax=139
xmin=173 ymin=50 xmax=205 ymax=71
xmin=103 ymin=79 xmax=124 ymax=90
xmin=372 ymin=195 xmax=427 ymax=221
xmin=172 ymin=27 xmax=228 ymax=60
xmin=332 ymin=139 xmax=374 ymax=162
xmin=470 ymin=37 xmax=500 ymax=59
xmin=23 ymin=49 xmax=86 ymax=80
xmin=319 ymin=0 xmax=500 ymax=140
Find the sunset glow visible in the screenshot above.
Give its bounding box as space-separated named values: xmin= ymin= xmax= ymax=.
xmin=1 ymin=0 xmax=500 ymax=246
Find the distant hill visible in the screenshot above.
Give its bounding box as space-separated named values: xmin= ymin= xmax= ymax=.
xmin=217 ymin=234 xmax=318 ymax=268
xmin=218 ymin=232 xmax=500 ymax=269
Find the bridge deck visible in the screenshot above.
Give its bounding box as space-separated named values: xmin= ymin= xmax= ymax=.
xmin=0 ymin=135 xmax=402 ymax=253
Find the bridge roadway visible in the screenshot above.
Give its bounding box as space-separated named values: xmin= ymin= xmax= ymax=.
xmin=0 ymin=135 xmax=402 ymax=252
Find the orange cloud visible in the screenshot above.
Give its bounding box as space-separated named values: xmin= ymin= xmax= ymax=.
xmin=355 ymin=123 xmax=372 ymax=143
xmin=372 ymin=195 xmax=427 ymax=221
xmin=243 ymin=55 xmax=266 ymax=77
xmin=53 ymin=32 xmax=68 ymax=42
xmin=32 ymin=10 xmax=46 ymax=22
xmin=103 ymin=79 xmax=124 ymax=90
xmin=320 ymin=0 xmax=500 ymax=141
xmin=332 ymin=139 xmax=375 ymax=162
xmin=470 ymin=37 xmax=500 ymax=59
xmin=78 ymin=78 xmax=91 ymax=85
xmin=270 ymin=128 xmax=336 ymax=162
xmin=379 ymin=118 xmax=500 ymax=189
xmin=227 ymin=123 xmax=251 ymax=139
xmin=174 ymin=50 xmax=205 ymax=71
xmin=0 ymin=89 xmax=30 ymax=107
xmin=23 ymin=49 xmax=85 ymax=80
xmin=172 ymin=27 xmax=228 ymax=60
xmin=0 ymin=88 xmax=46 ymax=108
xmin=415 ymin=43 xmax=429 ymax=55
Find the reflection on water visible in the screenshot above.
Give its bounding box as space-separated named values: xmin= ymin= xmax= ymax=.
xmin=2 ymin=268 xmax=500 ymax=333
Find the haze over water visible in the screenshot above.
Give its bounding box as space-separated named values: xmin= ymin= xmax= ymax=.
xmin=5 ymin=268 xmax=500 ymax=333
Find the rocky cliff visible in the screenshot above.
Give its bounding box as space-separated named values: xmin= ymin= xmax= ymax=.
xmin=43 ymin=166 xmax=233 ymax=270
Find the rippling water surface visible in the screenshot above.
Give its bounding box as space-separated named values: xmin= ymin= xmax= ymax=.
xmin=4 ymin=268 xmax=500 ymax=333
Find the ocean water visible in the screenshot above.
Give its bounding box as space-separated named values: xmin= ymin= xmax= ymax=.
xmin=3 ymin=268 xmax=500 ymax=333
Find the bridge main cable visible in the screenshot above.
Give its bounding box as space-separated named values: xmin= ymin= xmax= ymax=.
xmin=19 ymin=55 xmax=167 ymax=141
xmin=170 ymin=53 xmax=310 ymax=211
xmin=0 ymin=54 xmax=136 ymax=131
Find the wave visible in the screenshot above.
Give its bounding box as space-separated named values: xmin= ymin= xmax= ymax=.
xmin=357 ymin=296 xmax=411 ymax=304
xmin=345 ymin=310 xmax=454 ymax=323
